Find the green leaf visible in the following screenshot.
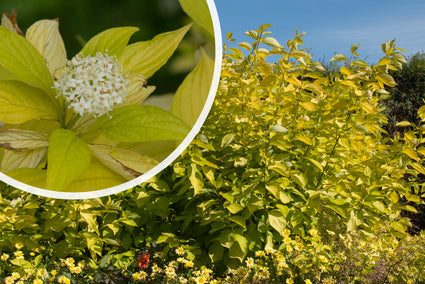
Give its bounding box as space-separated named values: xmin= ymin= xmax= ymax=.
xmin=80 ymin=27 xmax=139 ymax=57
xmin=152 ymin=196 xmax=170 ymax=217
xmin=85 ymin=233 xmax=103 ymax=259
xmin=292 ymin=173 xmax=307 ymax=189
xmin=221 ymin=133 xmax=236 ymax=147
xmin=0 ymin=26 xmax=54 ymax=95
xmin=229 ymin=234 xmax=248 ymax=262
xmin=208 ymin=241 xmax=224 ymax=263
xmin=88 ymin=105 xmax=190 ymax=143
xmin=229 ymin=215 xmax=246 ymax=229
xmin=268 ymin=209 xmax=287 ymax=235
xmin=178 ymin=0 xmax=214 ymax=41
xmin=171 ymin=49 xmax=215 ymax=127
xmin=226 ymin=203 xmax=243 ymax=214
xmin=119 ymin=24 xmax=191 ymax=78
xmin=46 ymin=128 xmax=91 ymax=191
xmin=0 ymin=81 xmax=59 ymax=124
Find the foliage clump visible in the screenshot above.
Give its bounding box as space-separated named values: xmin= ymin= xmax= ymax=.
xmin=1 ymin=25 xmax=425 ymax=283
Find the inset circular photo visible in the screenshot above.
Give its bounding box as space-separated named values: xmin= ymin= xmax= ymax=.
xmin=0 ymin=0 xmax=221 ymax=199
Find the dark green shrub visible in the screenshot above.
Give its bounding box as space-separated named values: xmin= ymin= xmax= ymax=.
xmin=382 ymin=52 xmax=425 ymax=135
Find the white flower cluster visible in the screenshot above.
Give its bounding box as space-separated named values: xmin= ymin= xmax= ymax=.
xmin=54 ymin=52 xmax=127 ymax=117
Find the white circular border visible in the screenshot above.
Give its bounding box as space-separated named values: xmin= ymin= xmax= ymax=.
xmin=0 ymin=0 xmax=222 ymax=199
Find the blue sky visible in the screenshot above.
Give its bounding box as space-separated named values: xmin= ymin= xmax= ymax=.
xmin=215 ymin=0 xmax=425 ymax=63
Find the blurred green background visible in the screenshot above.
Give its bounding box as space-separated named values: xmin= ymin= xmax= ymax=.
xmin=1 ymin=0 xmax=209 ymax=95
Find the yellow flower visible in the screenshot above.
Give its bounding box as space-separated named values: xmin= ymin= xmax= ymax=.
xmin=175 ymin=247 xmax=185 ymax=256
xmin=309 ymin=227 xmax=318 ymax=237
xmin=245 ymin=257 xmax=255 ymax=268
xmin=151 ymin=263 xmax=162 ymax=274
xmin=33 ymin=279 xmax=43 ymax=284
xmin=183 ymin=259 xmax=194 ymax=268
xmin=36 ymin=268 xmax=48 ymax=278
xmin=164 ymin=266 xmax=177 ymax=279
xmin=283 ymin=229 xmax=291 ymax=237
xmin=58 ymin=276 xmax=71 ymax=284
xmin=333 ymin=264 xmax=340 ymax=272
xmin=14 ymin=242 xmax=24 ymax=250
xmin=14 ymin=251 xmax=24 ymax=260
xmin=286 ymin=278 xmax=294 ymax=284
xmin=255 ymin=250 xmax=265 ymax=257
xmin=305 ymin=280 xmax=313 ymax=284
xmin=178 ymin=277 xmax=188 ymax=284
xmin=64 ymin=257 xmax=75 ymax=267
xmin=284 ymin=236 xmax=292 ymax=244
xmin=51 ymin=270 xmax=57 ymax=276
xmin=69 ymin=264 xmax=82 ymax=274
xmin=11 ymin=272 xmax=20 ymax=280
xmin=5 ymin=277 xmax=14 ymax=284
xmin=1 ymin=253 xmax=9 ymax=261
xmin=132 ymin=271 xmax=147 ymax=281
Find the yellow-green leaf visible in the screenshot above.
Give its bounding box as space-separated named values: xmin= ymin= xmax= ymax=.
xmin=88 ymin=105 xmax=190 ymax=143
xmin=268 ymin=209 xmax=287 ymax=236
xmin=0 ymin=81 xmax=59 ymax=124
xmin=295 ymin=134 xmax=312 ymax=145
xmin=300 ymin=101 xmax=317 ymax=111
xmin=178 ymin=0 xmax=214 ymax=40
xmin=402 ymin=148 xmax=420 ymax=162
xmin=121 ymin=73 xmax=155 ymax=106
xmin=229 ymin=215 xmax=246 ymax=229
xmin=119 ymin=24 xmax=191 ymax=78
xmin=80 ymin=26 xmax=139 ymax=57
xmin=0 ymin=26 xmax=54 ymax=95
xmin=64 ymin=161 xmax=127 ymax=192
xmin=6 ymin=168 xmax=46 ymax=188
xmin=171 ymin=49 xmax=214 ymax=127
xmin=46 ymin=128 xmax=91 ymax=191
xmin=292 ymin=173 xmax=307 ymax=189
xmin=330 ymin=54 xmax=347 ymax=62
xmin=395 ymin=121 xmax=413 ymax=127
xmin=1 ymin=148 xmax=47 ymax=173
xmin=411 ymin=162 xmax=425 ymax=175
xmin=189 ymin=163 xmax=204 ymax=195
xmin=26 ymin=19 xmax=67 ymax=76
xmin=0 ymin=129 xmax=49 ymax=150
xmin=89 ymin=144 xmax=159 ymax=180
xmin=226 ymin=203 xmax=243 ymax=214
xmin=360 ymin=101 xmax=379 ymax=114
xmin=376 ymin=73 xmax=397 ymax=87
xmin=378 ymin=57 xmax=392 ymax=66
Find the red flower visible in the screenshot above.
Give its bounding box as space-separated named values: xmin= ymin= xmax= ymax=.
xmin=138 ymin=251 xmax=150 ymax=269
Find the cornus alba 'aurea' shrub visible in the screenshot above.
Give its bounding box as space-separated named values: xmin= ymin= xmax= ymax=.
xmin=137 ymin=25 xmax=425 ymax=275
xmin=0 ymin=12 xmax=197 ymax=191
xmin=0 ymin=25 xmax=424 ymax=283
